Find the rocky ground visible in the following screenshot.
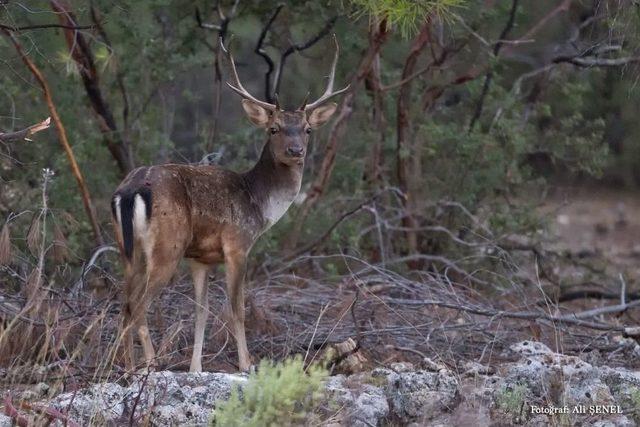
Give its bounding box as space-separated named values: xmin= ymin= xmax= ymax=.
xmin=2 ymin=340 xmax=639 ymax=426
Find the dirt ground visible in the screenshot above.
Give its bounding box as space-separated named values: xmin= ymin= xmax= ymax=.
xmin=541 ymin=185 xmax=640 ymax=273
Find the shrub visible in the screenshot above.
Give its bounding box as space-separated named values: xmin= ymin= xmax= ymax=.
xmin=212 ymin=356 xmax=327 ymax=427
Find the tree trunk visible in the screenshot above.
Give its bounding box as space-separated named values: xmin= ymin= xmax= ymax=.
xmin=50 ymin=0 xmax=133 ymax=175
xmin=285 ymin=20 xmax=389 ymax=251
xmin=3 ymin=29 xmax=104 ymax=247
xmin=396 ymin=21 xmax=431 ymax=267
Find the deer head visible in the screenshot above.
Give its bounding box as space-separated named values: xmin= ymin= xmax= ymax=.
xmin=222 ymin=35 xmax=349 ymax=166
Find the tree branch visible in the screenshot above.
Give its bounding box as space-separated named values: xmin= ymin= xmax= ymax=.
xmin=384 ymin=297 xmax=627 ymax=332
xmin=50 ymin=0 xmax=133 ymax=174
xmin=194 ymin=0 xmax=240 ymax=150
xmin=2 ymin=29 xmax=103 ymax=246
xmin=273 ymin=15 xmax=337 ymax=97
xmin=255 ymin=4 xmax=284 ymax=103
xmin=0 ymin=117 xmax=50 ymax=143
xmin=553 ymin=55 xmax=640 ymax=67
xmin=468 ymin=0 xmax=519 ymax=132
xmin=0 ymin=23 xmax=94 ymax=32
xmin=286 ymin=20 xmax=389 ymax=250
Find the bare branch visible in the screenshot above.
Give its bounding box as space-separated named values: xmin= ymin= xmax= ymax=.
xmin=255 ymin=4 xmax=284 ymax=103
xmin=194 ymin=1 xmax=240 ymax=150
xmin=384 ymin=297 xmax=626 ymax=332
xmin=0 ymin=117 xmax=50 ymax=143
xmin=273 ymin=15 xmax=337 ymax=97
xmin=553 ymin=55 xmax=640 ymax=67
xmin=50 ymin=0 xmax=133 ymax=174
xmin=195 ymin=7 xmax=222 ymax=31
xmin=0 ymin=23 xmax=94 ymax=32
xmin=468 ymin=0 xmax=519 ymax=132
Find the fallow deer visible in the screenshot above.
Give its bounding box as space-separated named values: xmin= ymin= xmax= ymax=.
xmin=111 ymin=37 xmax=348 ymax=372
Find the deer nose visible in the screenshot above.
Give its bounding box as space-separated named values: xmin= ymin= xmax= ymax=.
xmin=286 ymin=146 xmax=304 ymax=157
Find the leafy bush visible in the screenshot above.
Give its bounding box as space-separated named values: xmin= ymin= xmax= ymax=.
xmin=212 ymin=356 xmax=327 ymax=427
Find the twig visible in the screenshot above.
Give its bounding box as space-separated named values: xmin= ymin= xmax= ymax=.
xmin=3 ymin=394 xmax=29 ymax=427
xmin=384 ymin=297 xmax=626 ymax=332
xmin=285 ymin=190 xmax=395 ymax=260
xmin=566 ymin=299 xmax=640 ymax=320
xmin=18 ymin=401 xmax=80 ymax=427
xmin=553 ymin=55 xmax=640 ymax=67
xmin=71 ymin=245 xmax=119 ymax=296
xmin=303 ymin=303 xmax=330 ymax=366
xmin=129 ymin=372 xmax=150 ymax=426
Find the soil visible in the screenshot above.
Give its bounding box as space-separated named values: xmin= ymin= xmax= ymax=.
xmin=541 ymin=185 xmax=640 ymax=272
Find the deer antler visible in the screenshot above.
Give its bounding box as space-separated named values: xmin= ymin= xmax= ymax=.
xmin=220 ymin=37 xmax=278 ymax=111
xmin=302 ymin=34 xmax=350 ymax=111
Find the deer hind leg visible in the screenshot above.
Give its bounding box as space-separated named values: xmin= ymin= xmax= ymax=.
xmin=189 ymin=261 xmax=210 ymax=372
xmin=223 ymin=247 xmax=251 ymax=371
xmin=136 ymin=256 xmax=181 ymax=369
xmin=122 ymin=251 xmax=180 ymax=371
xmin=121 ymin=252 xmax=145 ymax=371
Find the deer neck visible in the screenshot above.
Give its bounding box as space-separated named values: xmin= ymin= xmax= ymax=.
xmin=243 ymin=141 xmax=303 ymax=228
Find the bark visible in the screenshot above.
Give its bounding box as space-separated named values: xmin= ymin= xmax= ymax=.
xmin=3 ymin=29 xmax=104 ymax=247
xmin=363 ymin=53 xmax=386 ymax=187
xmin=396 ymin=22 xmax=432 ymax=266
xmin=50 ymin=0 xmax=133 ymax=174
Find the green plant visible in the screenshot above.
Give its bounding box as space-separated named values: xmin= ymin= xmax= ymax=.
xmin=628 ymin=387 xmax=640 ymax=422
xmin=212 ymin=356 xmax=328 ymax=427
xmin=496 ymin=383 xmax=528 ymax=415
xmin=349 ymin=0 xmax=465 ymax=36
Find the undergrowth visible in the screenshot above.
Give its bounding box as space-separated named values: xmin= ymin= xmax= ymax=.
xmin=212 ymin=356 xmax=327 ymax=427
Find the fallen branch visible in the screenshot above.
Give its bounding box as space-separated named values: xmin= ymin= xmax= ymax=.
xmin=384 ymin=297 xmax=626 ymax=332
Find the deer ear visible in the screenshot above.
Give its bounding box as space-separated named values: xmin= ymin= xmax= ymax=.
xmin=307 ymin=103 xmax=337 ymax=128
xmin=241 ymin=99 xmax=271 ymax=127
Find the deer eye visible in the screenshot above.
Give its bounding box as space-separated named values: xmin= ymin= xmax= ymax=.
xmin=305 ymin=127 xmax=312 ymax=134
xmin=270 ymin=127 xmax=279 ymax=135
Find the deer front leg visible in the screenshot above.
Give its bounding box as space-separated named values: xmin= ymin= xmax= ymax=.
xmin=189 ymin=261 xmax=210 ymax=372
xmin=223 ymin=249 xmax=251 ymax=371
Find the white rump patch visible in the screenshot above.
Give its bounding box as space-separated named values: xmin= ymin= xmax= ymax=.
xmin=113 ymin=195 xmax=122 ymax=224
xmin=133 ymin=194 xmax=149 ymax=234
xmin=132 ymin=194 xmax=154 ymax=258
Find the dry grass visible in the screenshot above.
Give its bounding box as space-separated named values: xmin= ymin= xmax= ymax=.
xmin=1 ymin=183 xmax=639 ymax=423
